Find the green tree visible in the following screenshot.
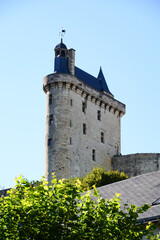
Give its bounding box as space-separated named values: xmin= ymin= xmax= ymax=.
xmin=69 ymin=167 xmax=128 ymax=191
xmin=0 ymin=174 xmax=156 ymax=239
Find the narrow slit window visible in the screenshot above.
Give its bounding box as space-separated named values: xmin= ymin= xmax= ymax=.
xmin=49 ymin=114 xmax=53 ymax=125
xmin=101 ymin=132 xmax=104 ymax=143
xmin=70 ymin=120 xmax=72 ymax=127
xmin=92 ymin=149 xmax=96 ymax=161
xmin=70 ymin=137 xmax=72 ymax=145
xmin=83 ymin=123 xmax=86 ymax=135
xmin=70 ymin=99 xmax=73 ymax=106
xmin=97 ymin=110 xmax=101 ymax=121
xmin=48 ymin=138 xmax=52 ymax=146
xmin=82 ymin=102 xmax=86 ymax=113
xmin=49 ymin=94 xmax=52 ymax=105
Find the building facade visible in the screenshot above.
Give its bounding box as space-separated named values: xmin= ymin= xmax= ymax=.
xmin=43 ymin=40 xmax=125 ymax=182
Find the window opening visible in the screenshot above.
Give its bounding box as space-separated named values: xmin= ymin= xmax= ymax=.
xmin=70 ymin=120 xmax=72 ymax=127
xmin=70 ymin=99 xmax=73 ymax=106
xmin=49 ymin=94 xmax=52 ymax=105
xmin=48 ymin=138 xmax=52 ymax=146
xmin=70 ymin=137 xmax=72 ymax=145
xmin=82 ymin=102 xmax=86 ymax=113
xmin=61 ymin=50 xmax=65 ymax=57
xmin=97 ymin=110 xmax=101 ymax=121
xmin=92 ymin=149 xmax=96 ymax=161
xmin=55 ymin=50 xmax=60 ymax=57
xmin=83 ymin=123 xmax=86 ymax=135
xmin=49 ymin=114 xmax=53 ymax=125
xmin=101 ymin=132 xmax=104 ymax=143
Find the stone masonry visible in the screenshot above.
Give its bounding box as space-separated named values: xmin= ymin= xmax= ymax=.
xmin=112 ymin=153 xmax=160 ymax=177
xmin=43 ymin=40 xmax=125 ymax=182
xmin=43 ymin=40 xmax=160 ymax=182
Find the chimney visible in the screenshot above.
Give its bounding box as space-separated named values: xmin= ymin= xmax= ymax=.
xmin=68 ymin=48 xmax=75 ymax=75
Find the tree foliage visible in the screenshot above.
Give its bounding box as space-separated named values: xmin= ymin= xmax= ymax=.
xmin=0 ymin=174 xmax=157 ymax=239
xmin=69 ymin=167 xmax=128 ymax=191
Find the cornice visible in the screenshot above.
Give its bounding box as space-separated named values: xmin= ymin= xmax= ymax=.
xmin=43 ymin=73 xmax=125 ymax=117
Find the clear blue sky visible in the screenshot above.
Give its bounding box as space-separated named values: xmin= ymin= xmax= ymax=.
xmin=0 ymin=0 xmax=160 ymax=188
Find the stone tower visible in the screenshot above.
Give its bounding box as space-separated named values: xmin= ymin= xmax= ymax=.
xmin=43 ymin=40 xmax=125 ymax=182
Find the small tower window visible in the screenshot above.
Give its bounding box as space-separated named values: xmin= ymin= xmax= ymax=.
xmin=48 ymin=138 xmax=52 ymax=146
xmin=83 ymin=123 xmax=86 ymax=135
xmin=61 ymin=50 xmax=65 ymax=57
xmin=97 ymin=110 xmax=101 ymax=121
xmin=55 ymin=50 xmax=60 ymax=57
xmin=70 ymin=137 xmax=72 ymax=145
xmin=92 ymin=149 xmax=96 ymax=161
xmin=82 ymin=102 xmax=86 ymax=113
xmin=101 ymin=132 xmax=104 ymax=143
xmin=49 ymin=94 xmax=52 ymax=105
xmin=70 ymin=99 xmax=73 ymax=106
xmin=49 ymin=114 xmax=53 ymax=125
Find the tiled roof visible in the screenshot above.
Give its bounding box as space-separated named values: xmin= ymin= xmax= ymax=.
xmin=96 ymin=171 xmax=160 ymax=222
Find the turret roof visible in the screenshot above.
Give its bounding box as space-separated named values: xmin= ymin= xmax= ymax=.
xmin=54 ymin=41 xmax=113 ymax=96
xmin=55 ymin=40 xmax=67 ymax=49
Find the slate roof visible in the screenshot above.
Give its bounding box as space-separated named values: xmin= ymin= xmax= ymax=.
xmin=54 ymin=55 xmax=113 ymax=96
xmin=75 ymin=66 xmax=113 ymax=96
xmin=54 ymin=41 xmax=113 ymax=96
xmin=0 ymin=188 xmax=10 ymax=197
xmin=55 ymin=42 xmax=67 ymax=49
xmin=96 ymin=171 xmax=160 ymax=222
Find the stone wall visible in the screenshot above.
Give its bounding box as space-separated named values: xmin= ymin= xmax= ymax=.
xmin=112 ymin=153 xmax=160 ymax=177
xmin=43 ymin=73 xmax=125 ymax=182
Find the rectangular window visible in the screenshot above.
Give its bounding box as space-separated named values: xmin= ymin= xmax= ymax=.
xmin=70 ymin=137 xmax=72 ymax=145
xmin=69 ymin=120 xmax=72 ymax=127
xmin=48 ymin=138 xmax=52 ymax=146
xmin=83 ymin=123 xmax=86 ymax=135
xmin=92 ymin=149 xmax=96 ymax=161
xmin=97 ymin=110 xmax=101 ymax=121
xmin=82 ymin=102 xmax=86 ymax=113
xmin=101 ymin=132 xmax=104 ymax=143
xmin=49 ymin=114 xmax=53 ymax=125
xmin=70 ymin=99 xmax=73 ymax=106
xmin=49 ymin=94 xmax=52 ymax=105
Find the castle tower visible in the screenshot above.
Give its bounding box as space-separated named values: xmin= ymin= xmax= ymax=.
xmin=43 ymin=40 xmax=125 ymax=182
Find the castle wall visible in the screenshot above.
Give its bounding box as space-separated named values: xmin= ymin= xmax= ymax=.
xmin=112 ymin=153 xmax=160 ymax=177
xmin=44 ymin=73 xmax=125 ymax=181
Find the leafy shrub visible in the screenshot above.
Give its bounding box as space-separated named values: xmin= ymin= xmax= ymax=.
xmin=0 ymin=174 xmax=156 ymax=239
xmin=69 ymin=167 xmax=128 ymax=191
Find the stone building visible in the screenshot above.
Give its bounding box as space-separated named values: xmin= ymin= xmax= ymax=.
xmin=43 ymin=40 xmax=125 ymax=182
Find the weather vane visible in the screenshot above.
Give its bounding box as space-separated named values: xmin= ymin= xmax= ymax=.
xmin=59 ymin=28 xmax=66 ymax=42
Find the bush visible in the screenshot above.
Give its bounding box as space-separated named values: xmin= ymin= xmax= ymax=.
xmin=0 ymin=174 xmax=156 ymax=239
xmin=69 ymin=167 xmax=128 ymax=191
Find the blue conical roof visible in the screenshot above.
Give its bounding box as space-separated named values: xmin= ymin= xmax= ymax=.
xmin=97 ymin=67 xmax=113 ymax=96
